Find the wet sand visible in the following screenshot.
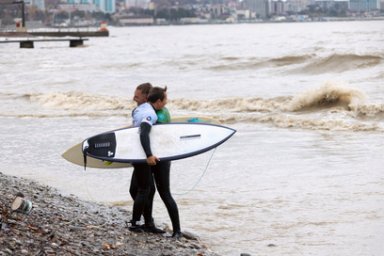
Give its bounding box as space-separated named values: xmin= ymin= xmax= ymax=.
xmin=0 ymin=172 xmax=219 ymax=256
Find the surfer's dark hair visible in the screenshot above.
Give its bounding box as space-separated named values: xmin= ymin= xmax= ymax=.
xmin=148 ymin=86 xmax=167 ymax=103
xmin=136 ymin=82 xmax=152 ymax=96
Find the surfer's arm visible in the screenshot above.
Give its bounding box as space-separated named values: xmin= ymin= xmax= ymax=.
xmin=140 ymin=122 xmax=159 ymax=165
xmin=139 ymin=122 xmax=153 ymax=157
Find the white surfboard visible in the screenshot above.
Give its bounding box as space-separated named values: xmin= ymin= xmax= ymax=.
xmin=83 ymin=123 xmax=235 ymax=165
xmin=62 ymin=116 xmax=220 ymax=169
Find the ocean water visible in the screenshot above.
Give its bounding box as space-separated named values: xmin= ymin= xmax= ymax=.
xmin=1 ymin=21 xmax=384 ymax=255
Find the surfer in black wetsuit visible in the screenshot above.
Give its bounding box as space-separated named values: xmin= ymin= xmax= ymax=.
xmin=129 ymin=84 xmax=181 ymax=239
xmin=129 ymin=83 xmax=162 ymax=234
xmin=151 ymin=107 xmax=181 ymax=239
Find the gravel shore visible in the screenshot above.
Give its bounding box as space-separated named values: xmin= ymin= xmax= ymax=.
xmin=0 ymin=172 xmax=220 ymax=256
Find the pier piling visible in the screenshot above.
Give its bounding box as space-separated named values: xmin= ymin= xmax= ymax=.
xmin=20 ymin=40 xmax=34 ymax=48
xmin=69 ymin=39 xmax=84 ymax=47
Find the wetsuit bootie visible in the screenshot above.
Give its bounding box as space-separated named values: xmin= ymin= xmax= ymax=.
xmin=172 ymin=231 xmax=182 ymax=240
xmin=143 ymin=222 xmax=165 ymax=234
xmin=127 ymin=220 xmax=143 ymax=233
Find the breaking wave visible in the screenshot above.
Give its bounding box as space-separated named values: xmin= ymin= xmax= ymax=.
xmin=2 ymin=83 xmax=384 ymax=132
xmin=209 ymin=54 xmax=313 ymax=71
xmin=25 ymin=91 xmax=135 ymax=111
xmin=297 ymin=53 xmax=383 ymax=74
xmin=288 ymin=82 xmax=366 ymax=111
xmin=205 ymin=53 xmax=383 ymax=73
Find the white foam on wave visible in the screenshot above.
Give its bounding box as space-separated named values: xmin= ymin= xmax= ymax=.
xmin=288 ymin=82 xmax=366 ymax=112
xmin=26 ymin=91 xmax=134 ymax=111
xmin=3 ymin=82 xmax=384 ymax=132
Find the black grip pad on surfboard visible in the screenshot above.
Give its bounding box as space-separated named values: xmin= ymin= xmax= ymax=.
xmin=83 ymin=132 xmax=117 ymax=169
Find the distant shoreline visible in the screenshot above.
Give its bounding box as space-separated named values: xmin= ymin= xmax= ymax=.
xmin=0 ymin=16 xmax=383 ymax=34
xmin=112 ymin=16 xmax=384 ymax=27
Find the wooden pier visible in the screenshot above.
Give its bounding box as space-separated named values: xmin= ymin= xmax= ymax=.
xmin=0 ymin=29 xmax=108 ymax=38
xmin=0 ymin=38 xmax=89 ymax=48
xmin=0 ymin=1 xmax=108 ymax=48
xmin=0 ymin=27 xmax=109 ymax=48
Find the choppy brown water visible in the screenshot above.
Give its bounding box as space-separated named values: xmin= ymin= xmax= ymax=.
xmin=1 ymin=21 xmax=384 ymax=255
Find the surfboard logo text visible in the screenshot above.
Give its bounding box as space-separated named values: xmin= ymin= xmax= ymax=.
xmin=94 ymin=142 xmax=111 ymax=148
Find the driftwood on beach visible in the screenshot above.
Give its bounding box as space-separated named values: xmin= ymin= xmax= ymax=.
xmin=0 ymin=172 xmax=218 ymax=256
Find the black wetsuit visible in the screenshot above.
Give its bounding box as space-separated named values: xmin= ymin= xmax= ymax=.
xmin=130 ymin=102 xmax=157 ymax=225
xmin=130 ymin=122 xmax=155 ymax=224
xmin=152 ymin=160 xmax=180 ymax=233
xmin=130 ymin=119 xmax=180 ymax=234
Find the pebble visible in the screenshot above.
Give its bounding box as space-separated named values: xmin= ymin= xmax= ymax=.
xmin=0 ymin=172 xmax=220 ymax=256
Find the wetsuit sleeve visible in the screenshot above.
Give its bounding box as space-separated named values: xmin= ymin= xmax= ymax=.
xmin=139 ymin=122 xmax=153 ymax=157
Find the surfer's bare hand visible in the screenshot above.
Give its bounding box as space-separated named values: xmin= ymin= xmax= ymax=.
xmin=147 ymin=156 xmax=158 ymax=166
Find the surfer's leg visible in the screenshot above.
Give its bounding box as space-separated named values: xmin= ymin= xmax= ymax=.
xmin=131 ymin=163 xmax=152 ymax=225
xmin=129 ymin=169 xmax=138 ymax=200
xmin=143 ymin=171 xmax=156 ymax=225
xmin=154 ymin=161 xmax=181 ymax=234
xmin=140 ymin=171 xmax=165 ymax=234
xmin=130 ymin=167 xmax=156 ymax=227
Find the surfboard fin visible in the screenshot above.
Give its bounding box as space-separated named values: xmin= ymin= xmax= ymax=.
xmin=82 ymin=146 xmax=88 ymax=170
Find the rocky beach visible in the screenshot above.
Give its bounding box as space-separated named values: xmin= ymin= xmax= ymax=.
xmin=0 ymin=172 xmax=219 ymax=256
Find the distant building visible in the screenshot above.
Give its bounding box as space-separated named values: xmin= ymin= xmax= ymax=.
xmin=236 ymin=9 xmax=252 ymax=19
xmin=30 ymin=0 xmax=45 ymax=10
xmin=65 ymin=0 xmax=115 ymax=13
xmin=93 ymin=0 xmax=116 ymax=13
xmin=315 ymin=0 xmax=349 ymax=11
xmin=66 ymin=0 xmax=92 ymax=4
xmin=59 ymin=3 xmax=98 ymax=12
xmin=119 ymin=17 xmax=154 ymax=25
xmin=124 ymin=0 xmax=150 ymax=8
xmin=210 ymin=4 xmax=224 ymax=18
xmin=270 ymin=0 xmax=287 ymax=15
xmin=349 ymin=0 xmax=380 ymax=11
xmin=104 ymin=0 xmax=116 ymax=12
xmin=242 ymin=0 xmax=269 ymax=18
xmin=285 ymin=0 xmax=308 ymax=13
